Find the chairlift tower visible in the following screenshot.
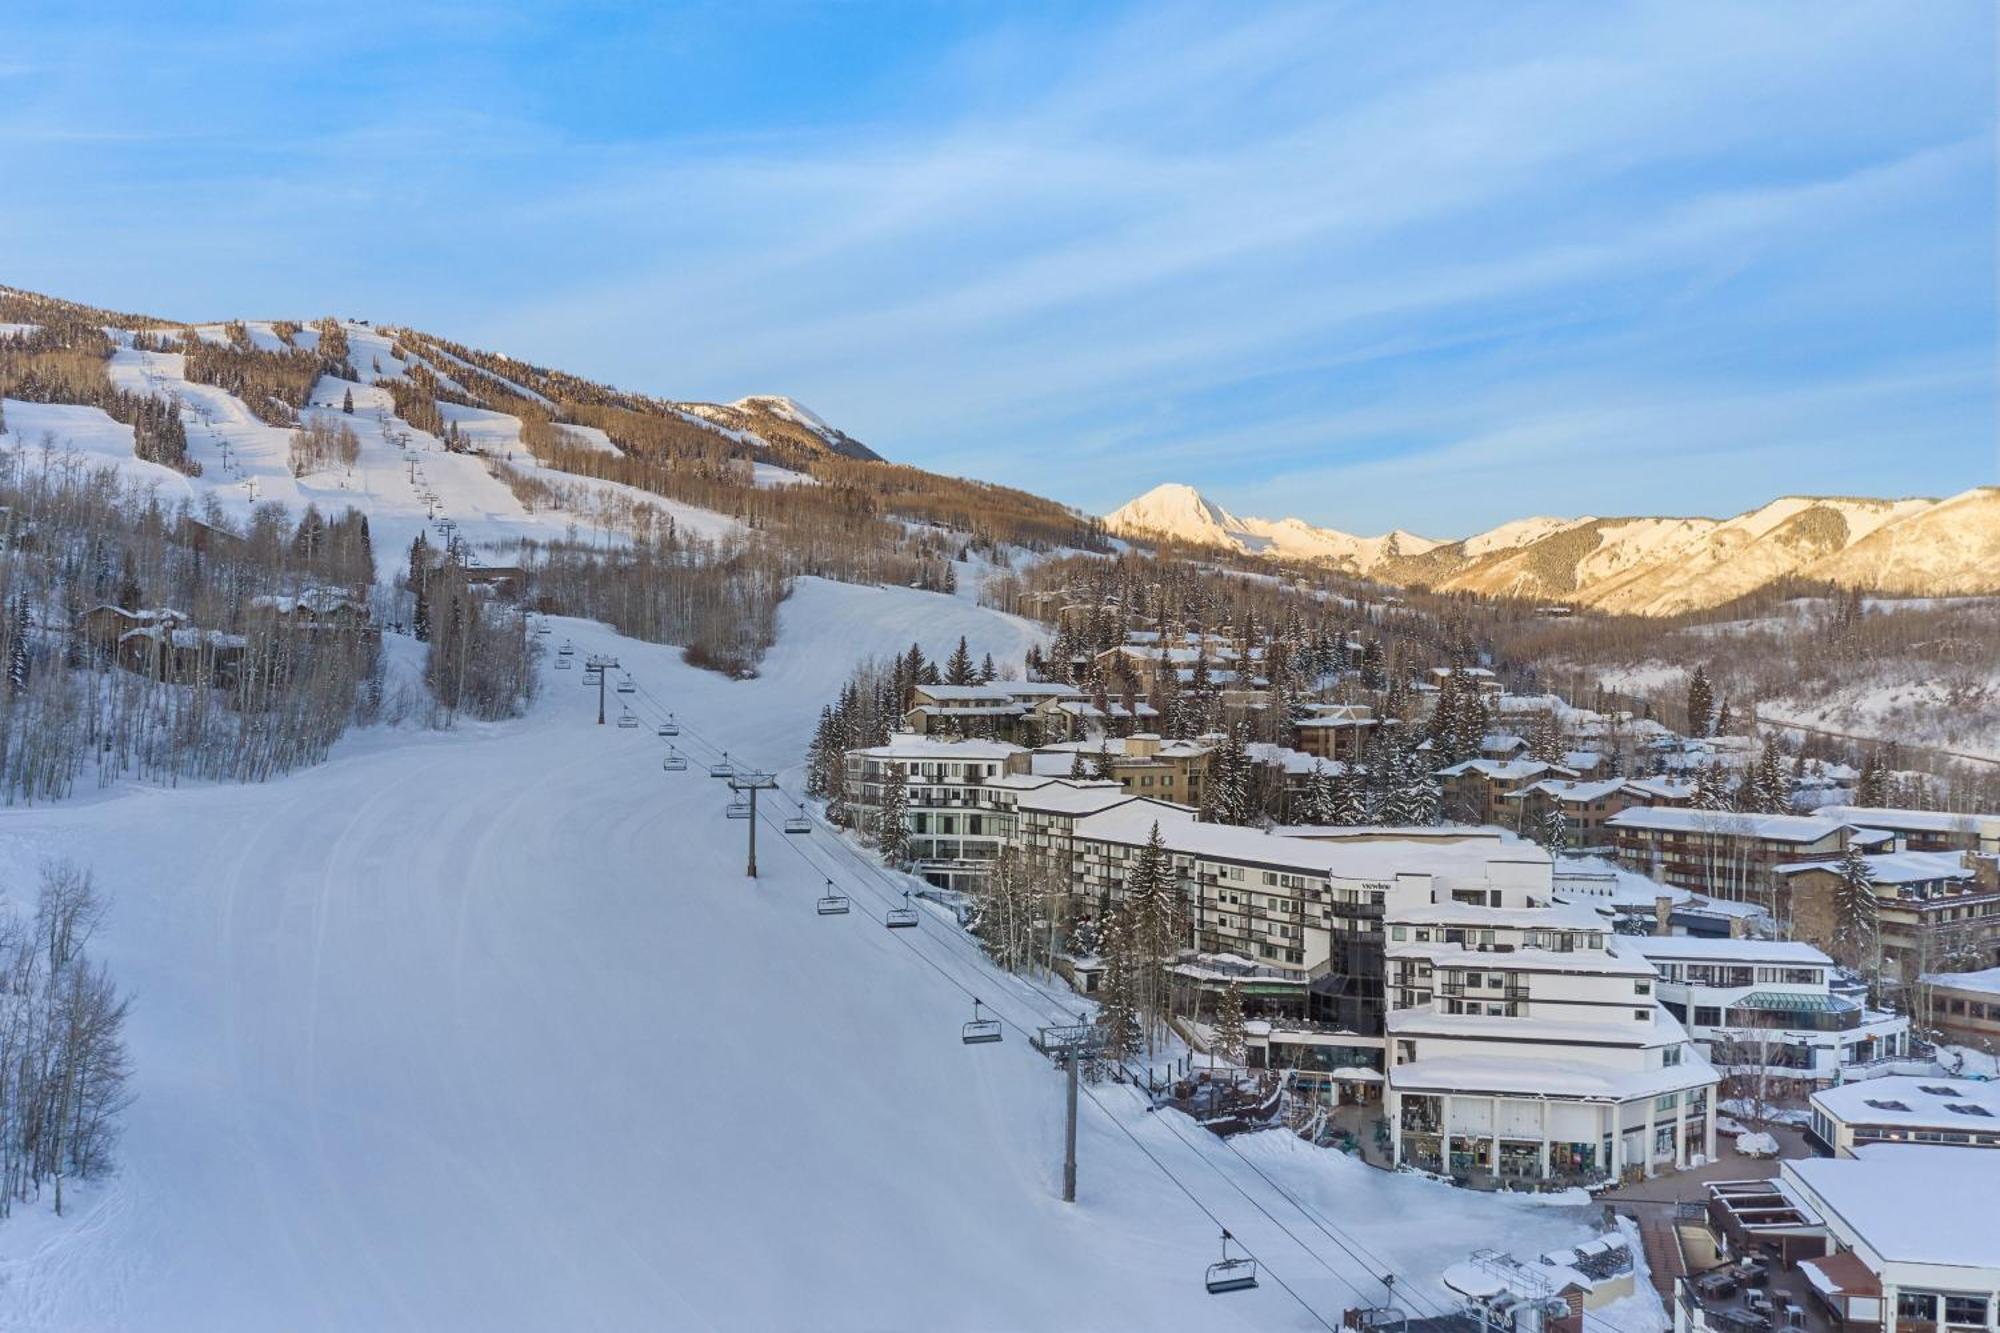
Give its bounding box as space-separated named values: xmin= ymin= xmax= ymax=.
xmin=1033 ymin=1014 xmax=1106 ymax=1203
xmin=725 ymin=769 xmax=780 ymax=877
xmin=584 ymin=654 xmax=618 ymax=724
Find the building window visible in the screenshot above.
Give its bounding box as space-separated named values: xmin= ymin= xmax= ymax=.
xmin=1943 ymin=1295 xmax=1988 ymax=1326
xmin=1663 ymin=1046 xmax=1682 ymax=1067
xmin=1655 ymin=1093 xmax=1678 ymax=1112
xmin=1634 ymin=980 xmax=1651 ymax=996
xmin=1694 ymin=1006 xmax=1721 ymax=1027
xmin=1897 ymin=1293 xmax=1937 ymax=1324
xmin=1635 ymin=1009 xmax=1651 ymax=1022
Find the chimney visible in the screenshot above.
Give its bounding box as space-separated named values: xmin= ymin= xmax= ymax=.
xmin=1127 ymin=732 xmax=1161 ymax=759
xmin=1653 ymin=895 xmax=1672 ymax=936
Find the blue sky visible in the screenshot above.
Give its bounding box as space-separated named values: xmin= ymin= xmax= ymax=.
xmin=2 ymin=2 xmax=1993 ymax=536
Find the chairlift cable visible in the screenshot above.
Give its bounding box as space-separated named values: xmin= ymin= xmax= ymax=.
xmin=605 ymin=669 xmax=1372 ymax=1330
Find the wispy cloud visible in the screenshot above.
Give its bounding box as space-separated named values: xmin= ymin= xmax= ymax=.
xmin=1 ymin=1 xmax=1991 ymax=531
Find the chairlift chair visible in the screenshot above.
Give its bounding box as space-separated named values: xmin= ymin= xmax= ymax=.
xmin=783 ymin=804 xmax=812 ymax=835
xmin=554 ymin=656 xmax=573 ymax=670
xmin=885 ymin=890 xmax=919 ymax=930
xmin=961 ymin=999 xmax=1003 ymax=1045
xmin=1205 ymin=1231 xmax=1259 ymax=1295
xmin=617 ymin=710 xmax=639 ymax=729
xmin=557 ymin=643 xmax=574 ymax=657
xmin=816 ymin=880 xmax=850 ymax=916
xmin=658 ymin=715 xmax=680 ymax=737
xmin=725 ymin=798 xmax=751 ymax=820
xmin=662 ymin=750 xmax=688 ymax=772
xmin=709 ymin=754 xmax=735 ymax=779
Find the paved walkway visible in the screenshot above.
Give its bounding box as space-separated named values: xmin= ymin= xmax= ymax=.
xmin=1601 ymin=1124 xmax=1807 ymax=1205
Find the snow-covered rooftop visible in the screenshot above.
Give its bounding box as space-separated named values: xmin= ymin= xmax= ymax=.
xmin=1605 ymin=808 xmax=1852 ymax=841
xmin=1436 ymin=759 xmax=1577 ymax=781
xmin=1074 ymin=806 xmax=1551 ymax=885
xmin=852 ymin=733 xmax=1025 ymax=761
xmin=1784 ymin=1146 xmax=2000 ymax=1270
xmin=1923 ymin=966 xmax=2000 ymax=996
xmin=1811 ymin=1076 xmax=2000 ymax=1132
xmin=1388 ymin=898 xmax=1601 ymax=931
xmin=1621 ymin=776 xmax=1696 ymax=801
xmin=1773 ymin=850 xmax=1973 ymax=885
xmin=1015 ymin=786 xmax=1175 ymax=818
xmin=1391 ymin=1051 xmax=1709 ymax=1101
xmin=1814 ymin=805 xmax=2000 ymax=835
xmin=1507 ymin=778 xmax=1630 ymax=803
xmin=1615 ymin=936 xmax=1830 ymax=965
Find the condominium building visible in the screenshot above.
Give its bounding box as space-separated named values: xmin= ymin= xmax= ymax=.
xmin=1920 ymin=967 xmax=2000 ymax=1053
xmin=842 ymin=734 xmax=1027 ymax=891
xmin=1813 ymin=806 xmax=2000 ymax=857
xmin=1780 ymin=850 xmax=2000 ymax=999
xmin=1619 ymin=936 xmax=1911 ymax=1091
xmin=1607 ymin=808 xmax=1887 ymax=909
xmin=1383 ymin=896 xmax=1719 ymax=1187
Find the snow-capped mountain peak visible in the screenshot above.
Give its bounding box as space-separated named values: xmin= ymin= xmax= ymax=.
xmin=1103 ymin=483 xmax=2000 ymax=612
xmin=1105 ymin=483 xmax=1248 ymax=546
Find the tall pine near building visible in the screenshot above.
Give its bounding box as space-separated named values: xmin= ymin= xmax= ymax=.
xmin=1832 ymin=844 xmax=1879 ymax=979
xmin=877 ymin=766 xmax=910 ymax=863
xmin=1211 ymin=980 xmax=1247 ymax=1069
xmin=1686 ymin=663 xmax=1714 ymax=738
xmin=946 ymin=636 xmax=975 ymax=686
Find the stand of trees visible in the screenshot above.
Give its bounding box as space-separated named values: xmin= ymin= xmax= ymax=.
xmin=0 ymin=321 xmax=193 ymax=475
xmin=0 ymin=861 xmax=132 ymax=1216
xmin=407 ymin=538 xmax=538 ymax=723
xmin=0 ymin=446 xmax=382 ymax=802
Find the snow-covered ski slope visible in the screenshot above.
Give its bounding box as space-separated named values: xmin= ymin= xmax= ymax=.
xmin=2 ymin=325 xmax=744 ymax=571
xmin=0 ymin=579 xmax=1621 ymax=1331
xmin=0 ymin=317 xmax=1638 ymax=1329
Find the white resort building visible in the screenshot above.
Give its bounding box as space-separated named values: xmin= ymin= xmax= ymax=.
xmin=1384 ymin=893 xmax=1719 ymax=1187
xmin=1619 ymin=936 xmax=1912 ymax=1091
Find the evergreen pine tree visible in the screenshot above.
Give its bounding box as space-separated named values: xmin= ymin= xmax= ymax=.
xmin=1098 ymin=908 xmax=1141 ymax=1064
xmin=946 ymin=636 xmax=975 ymax=686
xmin=877 ymin=766 xmax=910 ymax=862
xmin=341 ymin=387 xmax=354 ymax=414
xmin=978 ymin=652 xmax=996 ymax=685
xmin=1831 ymin=844 xmax=1879 ymax=973
xmin=1126 ymin=822 xmax=1183 ymax=1059
xmin=1212 ymin=979 xmax=1247 ymax=1067
xmin=1528 ymin=710 xmax=1563 ymax=765
xmin=1332 ymin=766 xmax=1369 ymax=826
xmin=1541 ymin=804 xmax=1569 ymax=853
xmin=1686 ymin=663 xmax=1714 ymax=738
xmin=1856 ymin=752 xmax=1888 ymax=807
xmin=1298 ymin=762 xmax=1336 ymax=825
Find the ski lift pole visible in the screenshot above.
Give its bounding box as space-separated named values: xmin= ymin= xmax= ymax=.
xmin=1063 ymin=1039 xmax=1079 ymax=1203
xmin=584 ymin=655 xmax=619 ymax=724
xmin=726 ymin=770 xmax=780 ymax=877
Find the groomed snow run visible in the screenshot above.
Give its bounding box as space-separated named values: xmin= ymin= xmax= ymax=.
xmin=0 ymin=579 xmax=1613 ymax=1330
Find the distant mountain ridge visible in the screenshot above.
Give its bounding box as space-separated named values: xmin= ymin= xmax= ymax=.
xmin=1105 ymin=482 xmax=2000 ymax=615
